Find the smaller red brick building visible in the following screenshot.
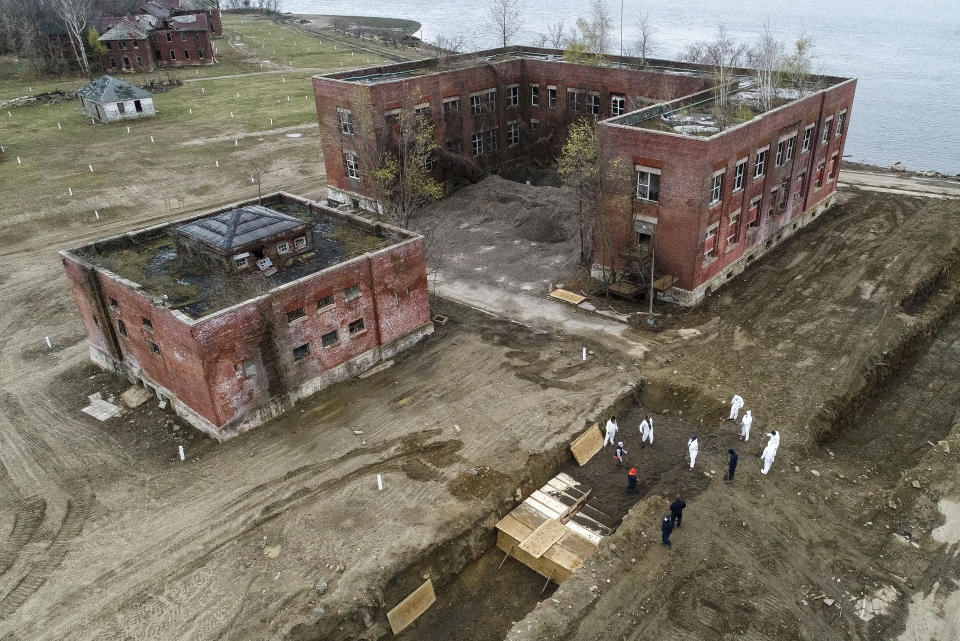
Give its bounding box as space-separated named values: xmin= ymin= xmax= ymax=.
xmin=61 ymin=193 xmax=433 ymax=440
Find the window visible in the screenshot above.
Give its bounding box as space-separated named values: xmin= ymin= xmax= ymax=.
xmin=472 ymin=129 xmax=498 ymax=156
xmin=424 ymin=151 xmax=434 ymax=171
xmin=234 ymin=254 xmax=248 ymax=268
xmin=147 ymin=339 xmax=161 ymax=355
xmin=133 ymin=40 xmax=138 ymax=48
xmin=797 ymin=170 xmax=807 ymax=197
xmin=815 ymin=161 xmax=826 ymax=188
xmin=507 ymin=121 xmax=520 ymax=147
xmin=709 ymin=172 xmax=724 ymax=205
xmin=727 ymin=211 xmax=741 ymax=245
xmin=180 ymin=32 xmax=186 ymax=41
xmin=704 ymin=224 xmax=718 ymax=260
xmin=828 ymin=153 xmax=839 ymax=179
xmin=484 ymin=128 xmax=498 ymax=153
xmin=198 ymin=49 xmax=204 ymax=59
xmin=286 ymin=307 xmax=305 ymax=322
xmin=530 ymin=119 xmax=539 ymax=132
xmin=776 ymin=140 xmax=785 ymax=166
xmin=507 ymin=84 xmax=519 ymax=107
xmin=117 ymin=319 xmax=127 ymax=336
xmin=345 ymin=284 xmax=361 ymax=300
xmin=135 ymin=56 xmax=142 ymax=67
xmin=169 ymin=50 xmax=176 ymax=60
xmin=786 ymin=135 xmax=796 ymax=161
xmin=292 ymin=343 xmax=310 ymax=361
xmin=277 ymin=241 xmax=291 ymax=254
xmin=822 ymin=117 xmax=833 ymax=144
xmin=635 ymin=166 xmax=661 ymax=202
xmin=836 ymin=111 xmax=846 ymax=137
xmin=317 ymin=294 xmax=334 ymax=310
xmin=123 ymin=56 xmax=130 ymax=69
xmin=611 ymin=94 xmax=625 ymax=116
xmin=110 ymin=57 xmax=117 ymax=68
xmin=733 ymin=159 xmax=746 ymax=192
xmin=469 ymin=89 xmax=496 ymax=115
xmin=472 ymin=132 xmax=483 ymax=156
xmin=343 ymin=152 xmax=360 ymax=180
xmin=567 ymin=88 xmax=583 ymax=112
xmin=106 ymin=41 xmax=112 ymax=50
xmin=237 ymin=360 xmax=256 ymax=378
xmin=195 ymin=32 xmax=200 ymax=41
xmin=321 ymin=330 xmax=339 ymax=347
xmin=414 ymin=103 xmax=430 ymax=119
xmin=802 ymin=123 xmax=815 ymax=152
xmin=349 ymin=318 xmax=365 ymax=334
xmin=166 ymin=32 xmax=173 ymax=42
xmin=119 ymin=40 xmax=127 ymax=49
xmin=769 ymin=187 xmax=781 ymax=215
xmin=109 ymin=297 xmax=119 ymax=312
xmin=748 ymin=195 xmax=762 ymax=228
xmin=142 ymin=317 xmax=153 ymax=332
xmin=183 ymin=50 xmax=190 ymax=60
xmin=294 ymin=235 xmax=307 ymax=250
xmin=548 ymin=85 xmax=557 ymax=108
xmin=754 ymin=147 xmax=768 ymax=178
xmin=443 ymin=97 xmax=459 ymax=117
xmin=587 ymin=92 xmax=600 ymax=115
xmin=446 ymin=139 xmax=462 ymax=154
xmin=337 ymin=108 xmax=353 ymax=135
xmin=530 ymin=83 xmax=539 ymax=106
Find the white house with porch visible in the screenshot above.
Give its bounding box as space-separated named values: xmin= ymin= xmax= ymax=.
xmin=77 ymin=75 xmax=155 ymax=123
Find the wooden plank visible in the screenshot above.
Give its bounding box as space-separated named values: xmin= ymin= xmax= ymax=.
xmin=557 ymin=530 xmax=601 ymax=559
xmin=653 ymin=274 xmax=679 ymax=292
xmin=549 ymin=288 xmax=586 ymax=305
xmin=495 ymin=513 xmax=532 ymax=542
xmin=564 ymin=520 xmax=604 ymax=545
xmin=530 ymin=490 xmax=569 ymax=517
xmin=386 ymin=579 xmax=436 ymax=635
xmin=518 ymin=518 xmax=568 ymax=559
xmin=510 ymin=502 xmax=551 ymax=531
xmin=525 ymin=495 xmax=563 ymax=520
xmin=570 ymin=423 xmax=604 ymax=466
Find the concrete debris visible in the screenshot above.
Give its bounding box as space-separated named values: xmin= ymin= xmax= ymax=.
xmin=120 ymin=385 xmax=153 ymax=408
xmin=939 ymin=440 xmax=951 ymax=453
xmin=810 ymin=470 xmax=821 ymax=477
xmin=352 ymin=430 xmax=364 ymax=435
xmin=81 ymin=398 xmax=123 ymax=421
xmin=888 ymin=500 xmax=898 ymax=510
xmin=158 ymin=399 xmax=168 ymax=410
xmin=315 ymin=579 xmax=328 ymax=595
xmin=912 ymin=480 xmax=921 ymax=489
xmin=823 ymin=598 xmax=835 ymax=606
xmin=454 ymin=425 xmax=461 ymax=433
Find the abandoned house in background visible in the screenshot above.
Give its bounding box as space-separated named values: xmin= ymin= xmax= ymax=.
xmin=78 ymin=75 xmax=155 ymax=122
xmin=60 ymin=193 xmax=433 ymax=440
xmin=313 ymin=46 xmax=856 ymax=305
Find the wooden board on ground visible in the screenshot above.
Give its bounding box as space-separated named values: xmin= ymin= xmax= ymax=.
xmin=570 ymin=423 xmax=603 ymax=466
xmin=653 ymin=274 xmax=679 ymax=292
xmin=386 ymin=579 xmax=436 ymax=635
xmin=549 ymin=288 xmax=586 ymax=305
xmin=518 ymin=518 xmax=568 ymax=559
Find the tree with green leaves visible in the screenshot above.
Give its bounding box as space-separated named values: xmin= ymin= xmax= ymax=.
xmin=558 ymin=118 xmax=600 ymax=265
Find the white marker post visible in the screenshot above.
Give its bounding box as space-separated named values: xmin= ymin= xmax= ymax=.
xmin=68 ymin=187 xmax=73 ymax=196
xmin=236 ymin=92 xmax=240 ymax=99
xmin=234 ymin=139 xmax=238 ymax=146
xmin=126 ymin=126 xmax=130 ymax=133
xmin=16 ymin=156 xmax=21 ymax=165
xmin=201 ymin=87 xmax=205 ymax=93
xmin=57 ymin=122 xmax=62 ymax=130
xmin=215 ymin=160 xmax=219 ymax=167
xmin=89 ymin=164 xmax=94 ymax=172
xmin=45 ymin=336 xmax=52 ymax=348
xmin=376 ymin=474 xmax=384 ymax=491
xmin=189 ymin=108 xmax=192 ymax=114
xmin=582 ymin=347 xmax=587 ymax=361
xmin=178 ymin=445 xmax=185 ymax=461
xmin=95 ymin=210 xmax=100 ymax=220
xmin=270 ymin=118 xmax=273 ymax=126
xmin=150 ymin=135 xmax=155 ymax=143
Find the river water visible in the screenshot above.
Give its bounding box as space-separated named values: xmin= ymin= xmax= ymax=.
xmin=286 ymin=0 xmax=960 ymax=174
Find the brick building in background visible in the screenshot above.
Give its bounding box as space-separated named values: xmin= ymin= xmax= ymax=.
xmin=313 ymin=47 xmax=856 ymax=305
xmin=60 ymin=193 xmax=433 ymax=440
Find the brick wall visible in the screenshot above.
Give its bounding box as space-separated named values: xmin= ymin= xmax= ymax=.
xmin=150 ymin=29 xmax=214 ymax=66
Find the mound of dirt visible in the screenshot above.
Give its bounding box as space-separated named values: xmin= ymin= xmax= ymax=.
xmin=514 ymin=211 xmax=569 ymax=243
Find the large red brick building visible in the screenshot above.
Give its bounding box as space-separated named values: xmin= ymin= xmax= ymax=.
xmin=61 ymin=193 xmax=433 ymax=440
xmin=313 ymin=47 xmax=856 ymax=304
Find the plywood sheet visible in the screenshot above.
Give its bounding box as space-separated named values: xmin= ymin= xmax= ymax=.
xmin=518 ymin=518 xmax=567 ymax=559
xmin=386 ymin=579 xmax=436 ymax=635
xmin=570 ymin=423 xmax=603 ymax=466
xmin=81 ymin=399 xmax=123 ymax=421
xmin=549 ymin=288 xmax=586 ymax=305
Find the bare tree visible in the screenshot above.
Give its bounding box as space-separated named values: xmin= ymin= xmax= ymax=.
xmin=781 ymin=34 xmax=816 ymax=95
xmin=430 ymin=35 xmax=465 ymax=70
xmin=747 ymin=21 xmax=785 ymax=112
xmin=249 ymin=160 xmax=270 ymax=204
xmin=567 ymin=0 xmax=614 ymax=64
xmin=486 ymin=0 xmax=522 ymax=49
xmin=533 ymin=21 xmax=566 ymax=49
xmin=630 ymin=12 xmax=654 ymax=65
xmin=682 ymin=25 xmax=747 ymax=108
xmin=51 ymin=0 xmax=93 ymax=75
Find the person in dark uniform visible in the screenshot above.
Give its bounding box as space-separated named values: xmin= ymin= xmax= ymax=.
xmin=669 ymin=498 xmax=686 ymax=528
xmin=727 ymin=449 xmax=739 ymax=483
xmin=661 ymin=514 xmax=673 ymax=548
xmin=627 ymin=467 xmax=638 ymax=494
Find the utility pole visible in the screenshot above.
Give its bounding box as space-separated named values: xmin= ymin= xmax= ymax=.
xmin=619 ymin=0 xmax=624 ymax=65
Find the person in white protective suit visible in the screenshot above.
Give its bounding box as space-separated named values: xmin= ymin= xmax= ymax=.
xmin=739 ymin=410 xmax=753 ymax=442
xmin=687 ymin=435 xmax=699 ymax=469
xmin=603 ymin=416 xmax=619 ymax=447
xmin=639 ymin=415 xmax=654 ymax=446
xmin=761 ymin=430 xmax=779 ymax=475
xmin=729 ymin=394 xmax=744 ymax=421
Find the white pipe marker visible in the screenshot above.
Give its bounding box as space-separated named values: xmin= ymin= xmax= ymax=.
xmin=178 ymin=445 xmax=185 ymax=461
xmin=582 ymin=347 xmax=587 ymax=361
xmin=377 ymin=474 xmax=383 ymax=491
xmin=45 ymin=336 xmax=51 ymax=348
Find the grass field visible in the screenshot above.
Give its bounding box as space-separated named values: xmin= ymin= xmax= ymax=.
xmin=0 ymin=14 xmax=424 ymax=247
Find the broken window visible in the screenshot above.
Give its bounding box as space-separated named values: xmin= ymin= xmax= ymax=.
xmin=822 ymin=117 xmax=833 ymax=145
xmin=349 ymin=318 xmax=365 ymax=334
xmin=345 ymin=284 xmax=361 ymax=300
xmin=733 ymin=159 xmax=746 ymax=192
xmin=109 ymin=297 xmax=119 ymax=312
xmin=567 ymin=88 xmax=583 ymax=112
xmin=472 ymin=132 xmax=483 ymax=156
xmin=709 ymin=172 xmax=724 ymax=205
xmin=233 ymin=254 xmax=249 ymax=268
xmin=611 ymin=94 xmax=625 ymax=116
xmin=802 ymin=123 xmax=815 ymax=152
xmin=142 ymin=317 xmax=153 ymax=332
xmin=754 ymin=147 xmax=768 ymax=178
xmin=135 ymin=56 xmax=142 ymax=67
xmin=343 ymin=152 xmax=360 ymax=180
xmin=292 ymin=343 xmax=310 ymax=361
xmin=110 ymin=57 xmax=117 ymax=68
xmin=117 ymin=319 xmax=127 ymax=336
xmin=236 ymin=360 xmax=256 ymax=378
xmin=133 ymin=40 xmax=139 ymax=48
xmin=117 ymin=101 xmax=125 ymax=114
xmin=797 ymin=170 xmax=807 ymax=197
xmin=294 ymin=236 xmax=307 ymax=250
xmin=183 ymin=50 xmax=190 ymax=60
xmin=635 ymin=166 xmax=660 ymax=202
xmin=547 ymin=85 xmax=557 ymax=108
xmin=587 ymin=92 xmax=600 ymax=115
xmin=317 ymin=294 xmax=334 ymax=310
xmin=134 ymin=99 xmax=143 ymax=112
xmin=321 ymin=330 xmax=339 ymax=347
xmin=337 ymin=108 xmax=354 ymax=135
xmin=469 ymin=89 xmax=496 ymax=115
xmin=530 ymin=83 xmax=539 ymax=106
xmin=836 ymin=111 xmax=846 ymax=137
xmin=786 ymin=135 xmax=796 ymax=161
xmin=443 ymin=97 xmax=459 ymax=118
xmin=507 ymin=84 xmax=519 ymax=107
xmin=123 ymin=56 xmax=130 ymax=69
xmin=816 ymin=161 xmax=826 ymax=188
xmin=169 ymin=50 xmax=176 ymax=60
xmin=277 ymin=241 xmax=291 ymax=254
xmin=286 ymin=307 xmax=305 ymax=322
xmin=507 ymin=121 xmax=520 ymax=147
xmin=415 ymin=103 xmax=431 ymax=119
xmin=828 ymin=153 xmax=839 ymax=179
xmin=166 ymin=32 xmax=173 ymax=42
xmin=747 ymin=195 xmax=762 ymax=228
xmin=147 ymin=339 xmax=160 ymax=355
xmin=180 ymin=31 xmax=186 ymax=41
xmin=727 ymin=210 xmax=741 ymax=245
xmin=198 ymin=49 xmax=204 ymax=59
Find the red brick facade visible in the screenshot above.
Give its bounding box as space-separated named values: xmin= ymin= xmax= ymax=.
xmin=61 ymin=193 xmax=433 ymax=439
xmin=312 ymin=47 xmax=856 ymax=304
